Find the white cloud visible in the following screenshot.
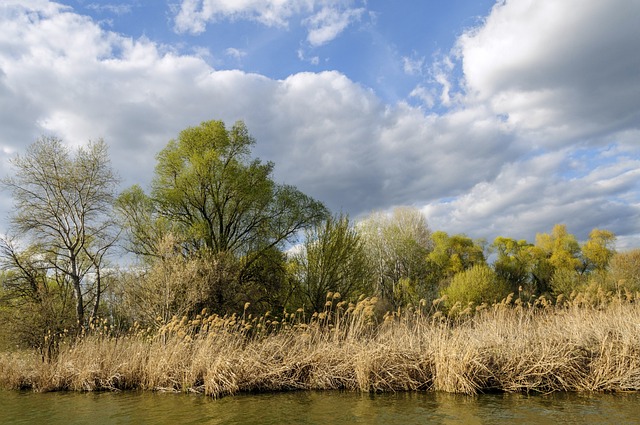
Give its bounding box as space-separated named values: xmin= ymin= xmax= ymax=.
xmin=225 ymin=47 xmax=247 ymax=60
xmin=456 ymin=0 xmax=640 ymax=146
xmin=402 ymin=54 xmax=424 ymax=76
xmin=174 ymin=0 xmax=303 ymax=32
xmin=86 ymin=3 xmax=133 ymax=15
xmin=408 ymin=85 xmax=435 ymax=109
xmin=173 ymin=0 xmax=364 ymax=47
xmin=423 ymin=150 xmax=640 ymax=242
xmin=0 ymin=0 xmax=638 ymax=250
xmin=304 ymin=6 xmax=364 ymax=46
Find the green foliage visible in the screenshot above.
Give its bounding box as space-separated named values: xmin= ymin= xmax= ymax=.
xmin=115 ymin=120 xmax=328 ymax=317
xmin=291 ymin=214 xmax=372 ymax=312
xmin=491 ymin=237 xmax=534 ymax=293
xmin=550 ymin=267 xmax=586 ymax=297
xmin=535 ymin=224 xmax=581 ymax=271
xmin=426 ymin=231 xmax=486 ymax=291
xmin=115 ymin=184 xmax=171 ymax=261
xmin=148 ymin=119 xmax=327 ymax=256
xmin=581 ymin=229 xmax=616 ymax=272
xmin=0 ymin=246 xmax=76 ymax=357
xmin=442 ymin=264 xmax=510 ymax=309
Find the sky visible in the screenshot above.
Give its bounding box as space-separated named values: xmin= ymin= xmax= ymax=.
xmin=0 ymin=0 xmax=639 ymax=250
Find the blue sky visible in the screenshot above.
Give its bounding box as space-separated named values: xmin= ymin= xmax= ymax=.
xmin=71 ymin=0 xmax=494 ymax=104
xmin=0 ymin=0 xmax=639 ymax=249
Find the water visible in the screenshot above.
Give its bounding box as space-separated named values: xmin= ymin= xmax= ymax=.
xmin=1 ymin=390 xmax=640 ymax=424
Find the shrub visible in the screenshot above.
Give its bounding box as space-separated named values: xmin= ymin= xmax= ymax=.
xmin=442 ymin=265 xmax=510 ymax=309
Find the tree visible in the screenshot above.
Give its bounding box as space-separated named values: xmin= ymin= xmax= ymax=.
xmin=291 ymin=214 xmax=371 ymax=312
xmin=426 ymin=231 xmax=486 ymax=289
xmin=535 ymin=224 xmax=581 ymax=271
xmin=117 ymin=120 xmax=328 ymax=313
xmin=581 ymin=229 xmax=616 ymax=273
xmin=491 ymin=237 xmax=534 ymax=294
xmin=151 ymin=120 xmax=327 ymax=256
xmin=359 ymin=207 xmax=432 ymax=307
xmin=116 ymin=184 xmax=172 ymax=261
xmin=111 ymin=234 xmax=225 ymax=329
xmin=0 ymin=239 xmax=76 ymax=356
xmin=530 ymin=224 xmax=581 ymax=294
xmin=1 ymin=137 xmax=119 ymax=331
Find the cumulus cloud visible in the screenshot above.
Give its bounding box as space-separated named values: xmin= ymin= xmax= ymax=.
xmin=0 ymin=0 xmax=638 ymax=250
xmin=456 ymin=0 xmax=640 ymax=147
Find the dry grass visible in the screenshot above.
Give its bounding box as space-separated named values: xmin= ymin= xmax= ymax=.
xmin=3 ymin=294 xmax=640 ymax=397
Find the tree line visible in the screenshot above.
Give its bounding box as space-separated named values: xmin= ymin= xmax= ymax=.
xmin=1 ymin=120 xmax=638 ymax=355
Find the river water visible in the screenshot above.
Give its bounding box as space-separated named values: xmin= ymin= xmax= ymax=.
xmin=1 ymin=390 xmax=640 ymax=424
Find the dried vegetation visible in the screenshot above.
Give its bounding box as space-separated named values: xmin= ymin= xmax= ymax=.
xmin=3 ymin=292 xmax=640 ymax=397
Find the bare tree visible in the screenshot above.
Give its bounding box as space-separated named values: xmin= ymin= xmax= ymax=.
xmin=2 ymin=136 xmax=119 ymax=331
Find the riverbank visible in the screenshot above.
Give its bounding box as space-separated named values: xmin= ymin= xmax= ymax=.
xmin=2 ymin=296 xmax=640 ymax=397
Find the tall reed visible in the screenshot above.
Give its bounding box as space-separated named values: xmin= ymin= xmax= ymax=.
xmin=3 ymin=294 xmax=640 ymax=397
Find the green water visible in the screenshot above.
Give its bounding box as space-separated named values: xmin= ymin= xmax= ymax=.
xmin=1 ymin=390 xmax=640 ymax=424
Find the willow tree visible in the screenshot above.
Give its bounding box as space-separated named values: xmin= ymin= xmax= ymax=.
xmin=119 ymin=120 xmax=327 ymax=257
xmin=1 ymin=137 xmax=119 ymax=332
xmin=117 ymin=120 xmax=328 ymax=313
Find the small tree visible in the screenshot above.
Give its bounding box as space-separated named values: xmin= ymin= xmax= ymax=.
xmin=359 ymin=207 xmax=432 ymax=307
xmin=291 ymin=214 xmax=371 ymax=312
xmin=491 ymin=236 xmax=534 ymax=294
xmin=1 ymin=137 xmax=119 ymax=332
xmin=0 ymin=239 xmax=76 ymax=356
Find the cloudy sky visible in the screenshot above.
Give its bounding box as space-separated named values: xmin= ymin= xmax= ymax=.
xmin=0 ymin=0 xmax=639 ymax=249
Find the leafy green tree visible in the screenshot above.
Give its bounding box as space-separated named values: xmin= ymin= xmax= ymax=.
xmin=117 ymin=120 xmax=328 ymax=314
xmin=291 ymin=214 xmax=371 ymax=312
xmin=550 ymin=266 xmax=586 ymax=297
xmin=359 ymin=207 xmax=432 ymax=308
xmin=581 ymin=229 xmax=616 ymax=273
xmin=115 ymin=184 xmax=172 ymax=261
xmin=531 ymin=224 xmax=581 ymax=294
xmin=491 ymin=237 xmax=534 ymax=293
xmin=151 ymin=120 xmax=327 ymax=256
xmin=535 ymin=224 xmax=581 ymax=271
xmin=1 ymin=137 xmax=119 ymax=331
xmin=426 ymin=231 xmax=486 ymax=290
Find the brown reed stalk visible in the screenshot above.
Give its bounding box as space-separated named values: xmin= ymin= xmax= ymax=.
xmin=4 ymin=296 xmax=640 ymax=397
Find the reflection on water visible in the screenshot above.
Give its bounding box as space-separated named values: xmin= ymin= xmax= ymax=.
xmin=1 ymin=390 xmax=639 ymax=425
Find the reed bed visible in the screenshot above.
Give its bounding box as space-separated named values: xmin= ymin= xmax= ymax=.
xmin=3 ymin=295 xmax=640 ymax=397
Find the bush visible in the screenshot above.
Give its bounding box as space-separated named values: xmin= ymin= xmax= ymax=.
xmin=608 ymin=249 xmax=640 ymax=292
xmin=550 ymin=267 xmax=587 ymax=297
xmin=442 ymin=265 xmax=510 ymax=309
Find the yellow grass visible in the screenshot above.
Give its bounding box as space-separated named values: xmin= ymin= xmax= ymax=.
xmin=3 ymin=296 xmax=640 ymax=397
